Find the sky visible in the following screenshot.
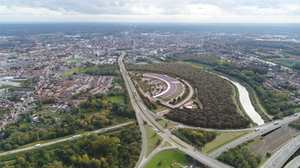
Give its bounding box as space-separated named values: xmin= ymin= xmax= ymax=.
xmin=0 ymin=0 xmax=300 ymax=23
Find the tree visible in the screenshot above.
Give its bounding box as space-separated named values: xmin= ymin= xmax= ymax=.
xmin=4 ymin=144 xmax=12 ymax=151
xmin=91 ymin=100 xmax=97 ymax=108
xmin=118 ymin=107 xmax=125 ymax=114
xmin=89 ymin=158 xmax=101 ymax=168
xmin=102 ymin=100 xmax=107 ymax=108
xmin=165 ymin=123 xmax=168 ymax=128
xmin=82 ymin=154 xmax=89 ymax=162
xmin=26 ymin=117 xmax=32 ymax=123
xmin=23 ymin=161 xmax=31 ymax=168
xmin=44 ymin=153 xmax=50 ymax=160
xmin=18 ymin=157 xmax=26 ymax=165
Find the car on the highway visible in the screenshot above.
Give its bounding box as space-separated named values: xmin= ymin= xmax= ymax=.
xmin=35 ymin=144 xmax=41 ymax=147
xmin=294 ymin=113 xmax=298 ymax=116
xmin=7 ymin=151 xmax=10 ymax=154
xmin=274 ymin=121 xmax=279 ymax=125
xmin=255 ymin=128 xmax=260 ymax=131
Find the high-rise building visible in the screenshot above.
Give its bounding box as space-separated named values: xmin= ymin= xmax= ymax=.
xmin=95 ymin=50 xmax=106 ymax=56
xmin=107 ymin=48 xmax=116 ymax=56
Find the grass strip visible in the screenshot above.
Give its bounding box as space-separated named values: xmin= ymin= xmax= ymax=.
xmin=170 ymin=137 xmax=186 ymax=148
xmin=206 ymin=132 xmax=249 ymax=154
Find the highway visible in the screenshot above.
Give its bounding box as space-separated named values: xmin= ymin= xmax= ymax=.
xmin=119 ymin=51 xmax=233 ymax=168
xmin=285 ymin=154 xmax=300 ymax=168
xmin=0 ymin=121 xmax=133 ymax=156
xmin=261 ymin=135 xmax=300 ymax=168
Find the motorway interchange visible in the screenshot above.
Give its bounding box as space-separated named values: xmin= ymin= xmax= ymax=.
xmin=119 ymin=51 xmax=300 ymax=168
xmin=0 ymin=51 xmax=300 ymax=168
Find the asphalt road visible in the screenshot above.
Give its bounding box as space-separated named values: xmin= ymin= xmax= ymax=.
xmin=285 ymin=154 xmax=300 ymax=168
xmin=118 ymin=51 xmax=148 ymax=168
xmin=261 ymin=134 xmax=300 ymax=168
xmin=0 ymin=121 xmax=133 ymax=156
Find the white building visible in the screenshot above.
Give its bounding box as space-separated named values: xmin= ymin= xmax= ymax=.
xmin=2 ymin=76 xmax=14 ymax=81
xmin=0 ymin=61 xmax=7 ymax=66
xmin=107 ymin=48 xmax=116 ymax=56
xmin=95 ymin=50 xmax=106 ymax=56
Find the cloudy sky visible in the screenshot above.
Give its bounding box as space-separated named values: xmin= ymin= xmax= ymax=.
xmin=1 ymin=0 xmax=300 ymax=23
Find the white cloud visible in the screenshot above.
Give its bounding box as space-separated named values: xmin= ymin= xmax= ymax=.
xmin=0 ymin=0 xmax=300 ymax=22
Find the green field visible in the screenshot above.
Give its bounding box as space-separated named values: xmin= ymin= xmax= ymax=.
xmin=145 ymin=125 xmax=163 ymax=156
xmin=164 ymin=141 xmax=172 ymax=147
xmin=60 ymin=68 xmax=84 ymax=77
xmin=275 ymin=58 xmax=299 ymax=67
xmin=203 ymin=131 xmax=251 ymax=154
xmin=145 ymin=150 xmax=191 ymax=168
xmin=64 ymin=59 xmax=84 ymax=63
xmin=137 ymin=81 xmax=151 ymax=93
xmin=8 ymin=52 xmax=17 ymax=56
xmin=107 ymin=96 xmax=125 ymax=103
xmin=86 ymin=57 xmax=94 ymax=60
xmin=153 ymin=106 xmax=169 ymax=113
xmin=157 ymin=120 xmax=176 ymax=129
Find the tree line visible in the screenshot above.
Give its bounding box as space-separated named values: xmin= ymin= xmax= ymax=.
xmin=172 ymin=128 xmax=217 ymax=150
xmin=126 ymin=63 xmax=250 ymax=129
xmin=0 ymin=123 xmax=141 ymax=168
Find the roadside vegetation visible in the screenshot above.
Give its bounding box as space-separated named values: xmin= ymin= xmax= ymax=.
xmin=217 ymin=144 xmax=262 ymax=168
xmin=171 ymin=128 xmax=217 ymax=151
xmin=289 ymin=117 xmax=300 ymax=129
xmin=203 ymin=131 xmax=251 ymax=154
xmin=0 ymin=123 xmax=142 ymax=168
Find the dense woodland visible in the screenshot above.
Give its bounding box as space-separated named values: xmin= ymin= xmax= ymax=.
xmin=126 ymin=63 xmax=250 ymax=129
xmin=187 ymin=56 xmax=298 ymax=118
xmin=0 ymin=123 xmax=141 ymax=168
xmin=172 ymin=128 xmax=217 ymax=150
xmin=217 ymin=144 xmax=262 ymax=168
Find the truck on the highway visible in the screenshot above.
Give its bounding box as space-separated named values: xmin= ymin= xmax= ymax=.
xmin=255 ymin=128 xmax=260 ymax=132
xmin=274 ymin=121 xmax=279 ymax=125
xmin=168 ymin=126 xmax=174 ymax=130
xmin=35 ymin=144 xmax=41 ymax=147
